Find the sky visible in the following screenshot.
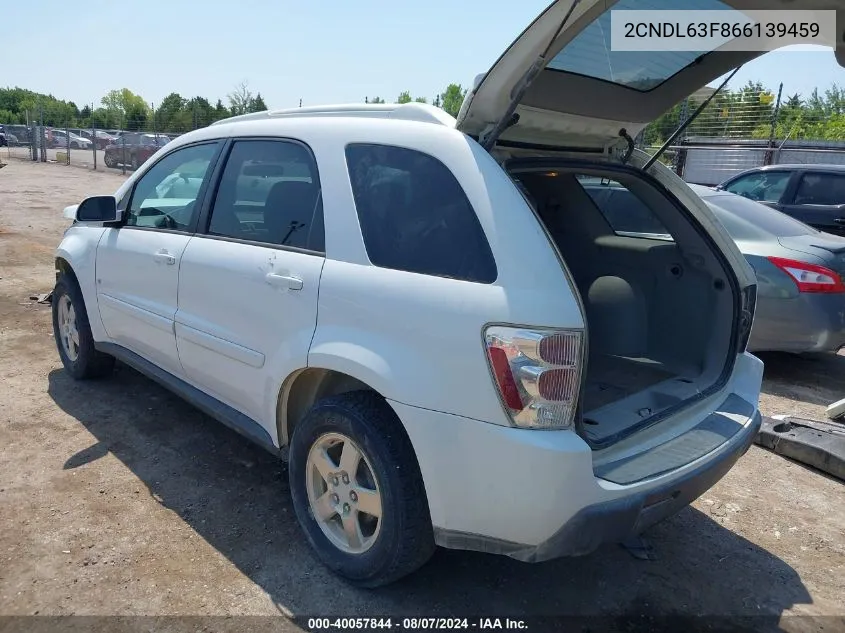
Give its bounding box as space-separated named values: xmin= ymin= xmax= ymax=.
xmin=3 ymin=0 xmax=844 ymax=111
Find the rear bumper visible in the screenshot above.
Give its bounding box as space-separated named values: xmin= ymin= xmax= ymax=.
xmin=392 ymin=352 xmax=763 ymax=561
xmin=436 ymin=409 xmax=761 ymax=562
xmin=750 ymin=293 xmax=845 ymax=353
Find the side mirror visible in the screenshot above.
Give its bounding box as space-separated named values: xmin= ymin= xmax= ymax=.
xmin=76 ymin=195 xmax=119 ymax=222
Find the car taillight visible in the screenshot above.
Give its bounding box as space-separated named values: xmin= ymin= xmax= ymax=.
xmin=768 ymin=257 xmax=845 ymax=293
xmin=484 ymin=326 xmax=584 ymax=430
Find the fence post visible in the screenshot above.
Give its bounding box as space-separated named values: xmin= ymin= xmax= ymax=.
xmin=121 ymin=135 xmax=126 ymax=175
xmin=39 ymin=107 xmax=46 ymax=162
xmin=65 ymin=124 xmax=70 ymax=165
xmin=92 ymin=112 xmax=97 ymax=170
xmin=764 ymin=82 xmax=784 ymax=166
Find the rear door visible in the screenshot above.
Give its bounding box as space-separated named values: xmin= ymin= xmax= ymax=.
xmin=780 ymin=171 xmax=845 ymax=236
xmin=175 ymin=138 xmax=325 ymax=430
xmin=95 ymin=141 xmax=222 ymax=377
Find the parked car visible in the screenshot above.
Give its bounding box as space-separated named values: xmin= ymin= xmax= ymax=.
xmin=2 ymin=124 xmax=30 ymax=145
xmin=103 ymin=133 xmax=169 ymax=170
xmin=75 ymin=129 xmax=116 ymax=150
xmin=53 ymin=0 xmax=769 ymax=587
xmin=585 ymin=179 xmax=845 ymax=354
xmin=49 ymin=129 xmax=93 ymax=150
xmin=0 ymin=125 xmax=8 ymax=146
xmin=716 ymin=164 xmax=845 ymax=238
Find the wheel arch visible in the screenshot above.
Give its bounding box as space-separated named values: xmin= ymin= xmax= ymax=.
xmin=277 ymin=365 xmax=387 ymax=448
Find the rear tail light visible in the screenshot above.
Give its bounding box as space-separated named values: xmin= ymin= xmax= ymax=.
xmin=484 ymin=326 xmax=584 ymax=429
xmin=768 ymin=257 xmax=845 ymax=294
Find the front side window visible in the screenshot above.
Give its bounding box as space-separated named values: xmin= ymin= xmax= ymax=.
xmin=723 ymin=171 xmax=791 ymax=203
xmin=125 ymin=142 xmax=218 ymax=231
xmin=345 ymin=143 xmax=497 ymax=283
xmin=793 ymin=172 xmax=845 ymax=206
xmin=207 ymin=140 xmax=324 ymax=252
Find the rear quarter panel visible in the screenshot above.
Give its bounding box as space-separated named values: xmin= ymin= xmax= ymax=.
xmin=305 ymin=119 xmax=584 ymax=424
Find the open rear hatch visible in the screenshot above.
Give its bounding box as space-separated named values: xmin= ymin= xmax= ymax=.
xmin=456 ymin=0 xmax=844 ymax=153
xmin=457 ymin=0 xmax=843 ymax=449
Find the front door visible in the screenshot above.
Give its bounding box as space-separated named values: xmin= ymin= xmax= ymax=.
xmin=96 ymin=141 xmax=222 ymax=377
xmin=175 ymin=138 xmax=325 ymax=432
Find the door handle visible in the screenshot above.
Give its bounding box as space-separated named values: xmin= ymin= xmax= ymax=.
xmin=265 ymin=272 xmax=303 ymax=290
xmin=153 ymin=250 xmax=176 ymax=265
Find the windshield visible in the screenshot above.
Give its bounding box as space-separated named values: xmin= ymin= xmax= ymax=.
xmin=707 ymin=192 xmax=816 ymax=237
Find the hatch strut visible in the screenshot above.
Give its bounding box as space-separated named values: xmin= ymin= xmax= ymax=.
xmin=479 ymin=0 xmax=583 ymax=150
xmin=643 ymin=65 xmax=742 ymax=171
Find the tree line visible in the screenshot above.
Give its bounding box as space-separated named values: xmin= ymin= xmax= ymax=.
xmin=8 ymin=78 xmax=842 ymax=142
xmin=643 ymin=81 xmax=845 ymax=145
xmin=0 ymin=82 xmax=469 ymax=133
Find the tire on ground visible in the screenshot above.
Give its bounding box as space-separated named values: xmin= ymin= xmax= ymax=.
xmin=288 ymin=390 xmax=435 ymax=587
xmin=52 ymin=274 xmax=115 ymax=380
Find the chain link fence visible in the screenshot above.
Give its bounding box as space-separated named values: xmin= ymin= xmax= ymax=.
xmin=638 ymin=81 xmax=845 ymax=185
xmin=1 ymin=105 xmax=214 ymax=173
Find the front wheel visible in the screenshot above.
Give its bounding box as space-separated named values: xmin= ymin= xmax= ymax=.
xmin=52 ymin=275 xmax=115 ymax=380
xmin=104 ymin=153 xmax=117 ymax=168
xmin=289 ymin=391 xmax=435 ymax=587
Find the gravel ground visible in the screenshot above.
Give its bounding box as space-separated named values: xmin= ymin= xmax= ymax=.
xmin=0 ymin=160 xmax=843 ymax=629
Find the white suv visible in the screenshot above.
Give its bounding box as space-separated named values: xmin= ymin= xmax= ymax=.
xmin=53 ymin=0 xmax=771 ymax=587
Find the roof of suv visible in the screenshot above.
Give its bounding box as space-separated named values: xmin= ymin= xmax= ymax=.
xmin=210 ymin=102 xmax=457 ymax=128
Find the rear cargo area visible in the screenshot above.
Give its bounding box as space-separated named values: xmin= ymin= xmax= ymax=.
xmin=512 ymin=164 xmax=737 ymax=447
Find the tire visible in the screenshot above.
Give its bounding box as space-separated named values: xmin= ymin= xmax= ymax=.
xmin=71 ymin=141 xmax=79 ymax=149
xmin=52 ymin=274 xmax=115 ymax=380
xmin=289 ymin=390 xmax=435 ymax=587
xmin=104 ymin=153 xmax=117 ymax=168
xmin=131 ymin=154 xmax=138 ymax=171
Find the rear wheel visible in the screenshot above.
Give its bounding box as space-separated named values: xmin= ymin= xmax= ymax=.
xmin=104 ymin=153 xmax=117 ymax=168
xmin=52 ymin=275 xmax=115 ymax=380
xmin=289 ymin=391 xmax=435 ymax=587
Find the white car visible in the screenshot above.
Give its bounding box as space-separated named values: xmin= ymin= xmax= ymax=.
xmin=51 ymin=129 xmax=93 ymax=150
xmin=53 ymin=0 xmax=781 ymax=587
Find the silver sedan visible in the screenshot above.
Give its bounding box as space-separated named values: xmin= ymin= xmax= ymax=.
xmin=691 ymin=184 xmax=845 ymax=354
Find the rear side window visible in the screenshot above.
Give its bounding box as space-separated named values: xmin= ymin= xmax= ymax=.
xmin=345 ymin=143 xmax=497 ymax=283
xmin=577 ymin=176 xmax=672 ymax=238
xmin=794 ymin=172 xmax=845 ymax=206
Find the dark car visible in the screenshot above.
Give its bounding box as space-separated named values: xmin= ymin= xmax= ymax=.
xmin=103 ymin=133 xmax=170 ymax=170
xmin=716 ymin=164 xmax=845 ymax=238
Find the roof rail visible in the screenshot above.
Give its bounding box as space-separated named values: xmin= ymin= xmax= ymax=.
xmin=210 ymin=102 xmax=456 ymax=127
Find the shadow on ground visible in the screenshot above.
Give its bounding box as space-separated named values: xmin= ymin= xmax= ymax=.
xmin=48 ymin=365 xmax=813 ymax=626
xmin=758 ymin=351 xmax=845 ymax=408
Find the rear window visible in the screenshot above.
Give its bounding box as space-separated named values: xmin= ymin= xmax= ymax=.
xmin=547 ymin=0 xmax=727 ymax=91
xmin=706 ymin=192 xmax=815 ymax=237
xmin=345 ymin=143 xmax=497 ymax=283
xmin=577 ymin=176 xmax=672 ymax=238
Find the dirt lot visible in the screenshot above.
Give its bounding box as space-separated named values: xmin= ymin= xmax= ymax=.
xmin=0 ymin=160 xmax=843 ymax=629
